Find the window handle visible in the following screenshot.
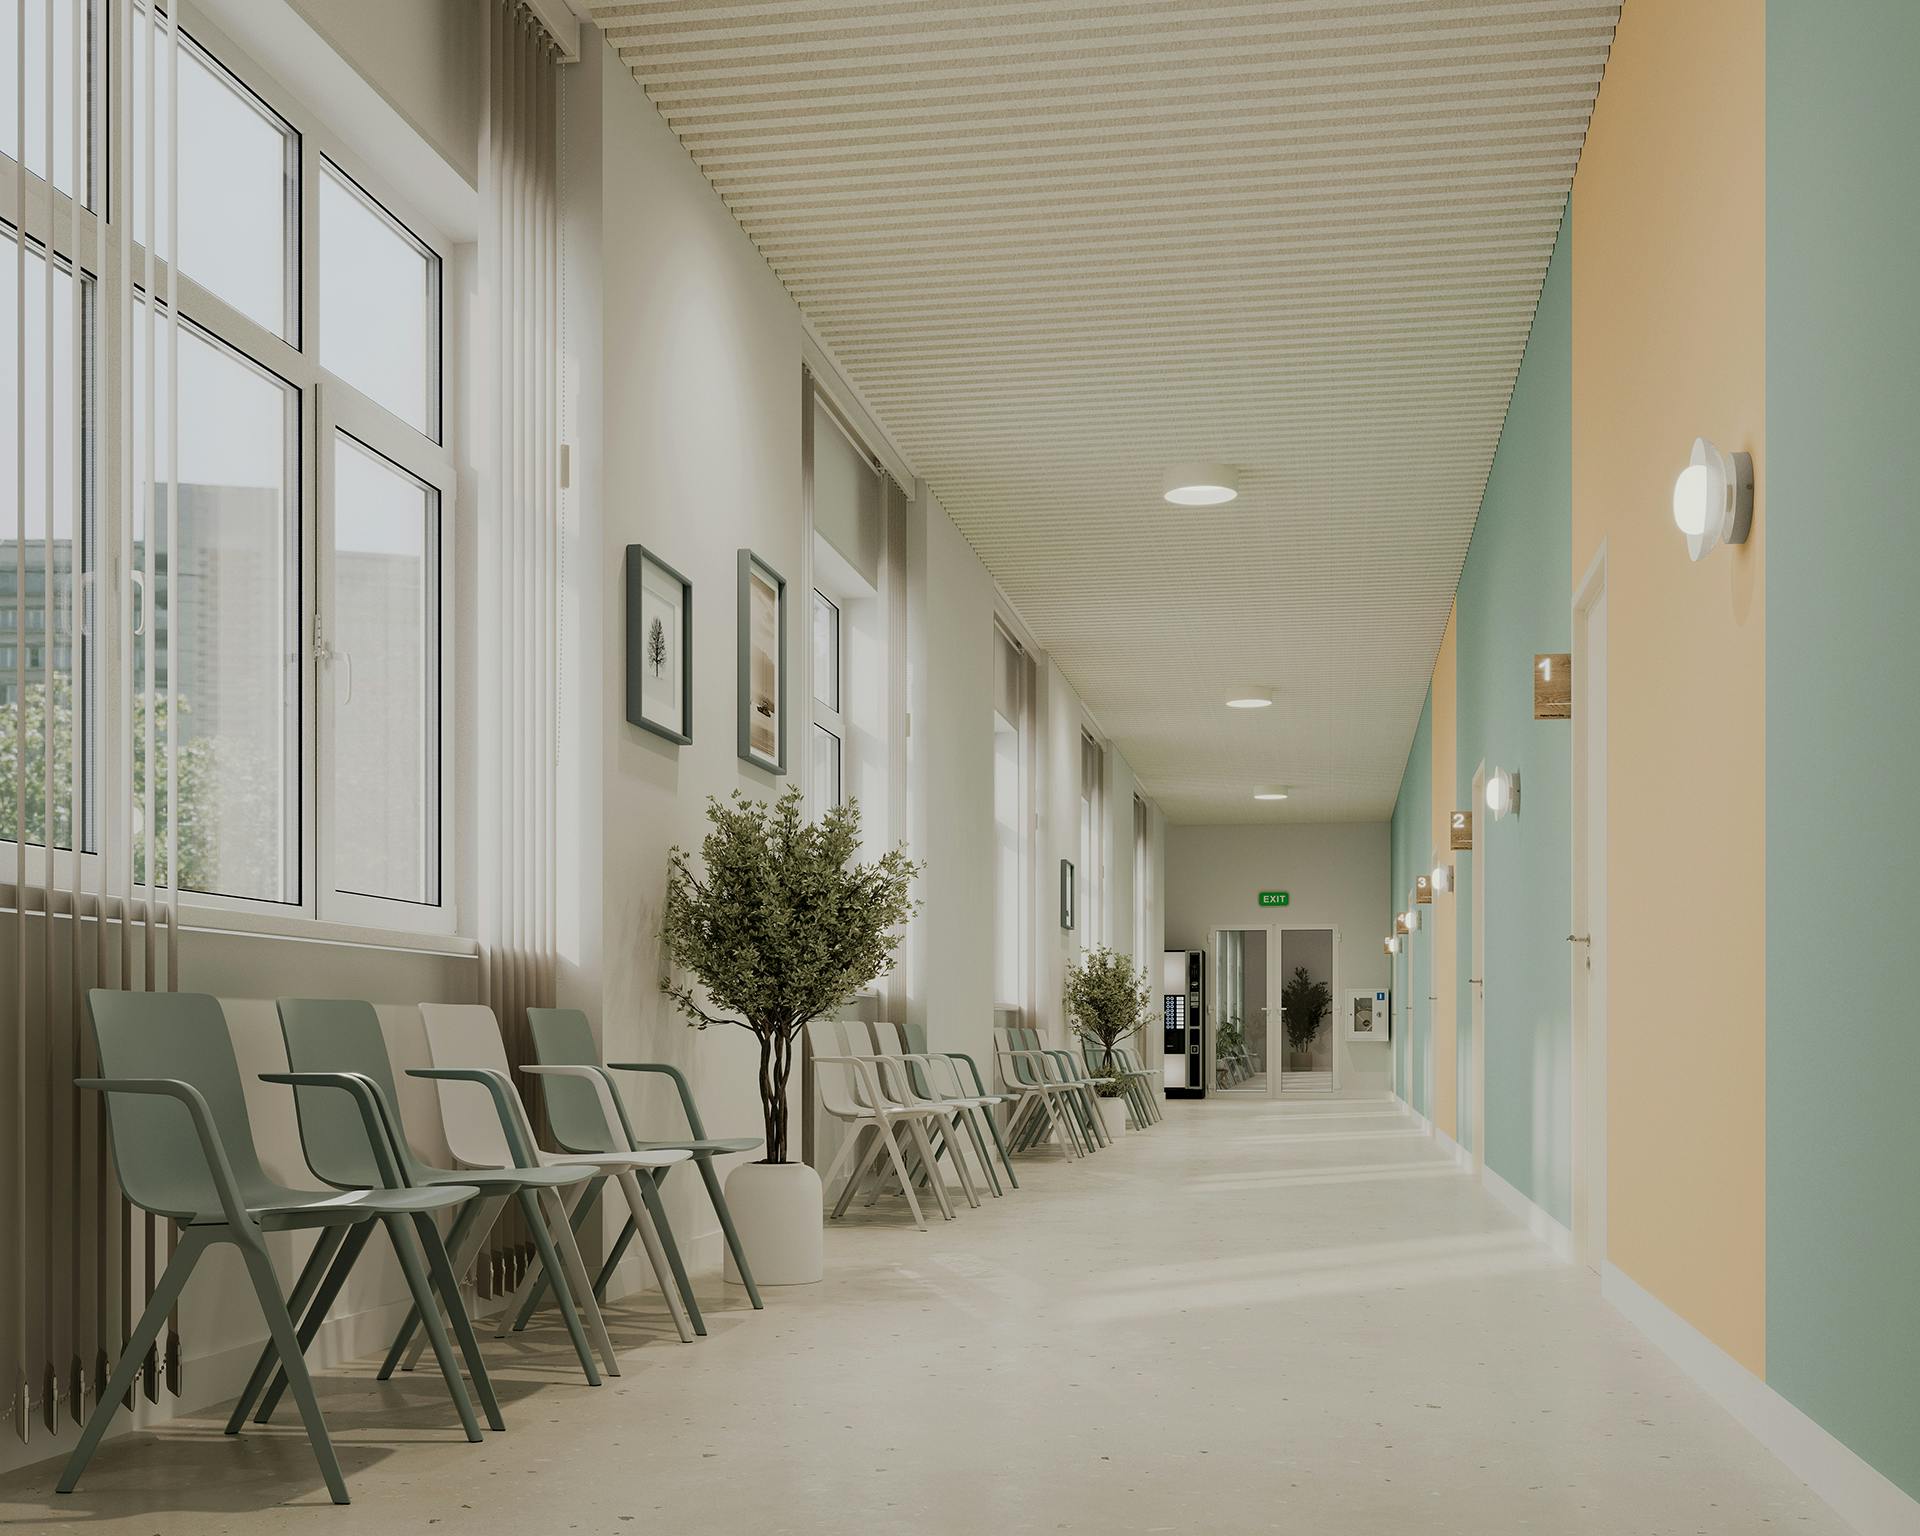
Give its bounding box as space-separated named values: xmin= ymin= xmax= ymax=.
xmin=130 ymin=571 xmax=145 ymax=637
xmin=338 ymin=650 xmax=353 ymax=704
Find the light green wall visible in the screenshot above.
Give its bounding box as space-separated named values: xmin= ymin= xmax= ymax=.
xmin=1390 ymin=692 xmax=1431 ymax=1115
xmin=1765 ymin=0 xmax=1920 ymax=1500
xmin=1390 ymin=225 xmax=1573 ymax=1218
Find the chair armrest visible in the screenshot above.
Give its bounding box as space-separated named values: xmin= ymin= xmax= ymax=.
xmin=409 ymin=1067 xmax=539 ymax=1168
xmin=810 ymin=1053 xmax=896 ymax=1111
xmin=873 ymin=1055 xmax=932 ymax=1107
xmin=77 ymin=1078 xmax=252 ymax=1228
xmin=944 ymin=1052 xmax=990 ymax=1097
xmin=259 ymin=1071 xmax=408 ymax=1189
xmin=605 ymin=1061 xmax=709 ymax=1139
xmin=522 ymin=1064 xmax=638 ymax=1151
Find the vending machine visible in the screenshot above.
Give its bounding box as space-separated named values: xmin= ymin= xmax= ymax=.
xmin=1162 ymin=948 xmax=1206 ymax=1099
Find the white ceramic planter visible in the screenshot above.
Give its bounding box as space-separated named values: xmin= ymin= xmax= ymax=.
xmin=1097 ymin=1096 xmax=1128 ymax=1140
xmin=723 ymin=1160 xmax=824 ymax=1287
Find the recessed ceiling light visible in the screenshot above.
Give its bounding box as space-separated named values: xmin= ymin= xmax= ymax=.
xmin=1225 ymin=687 xmax=1273 ymax=709
xmin=1162 ymin=462 xmax=1239 ymax=506
xmin=1253 ymin=786 xmax=1289 ymax=801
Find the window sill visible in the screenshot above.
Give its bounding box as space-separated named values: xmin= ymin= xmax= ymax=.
xmin=176 ymin=903 xmax=479 ymax=960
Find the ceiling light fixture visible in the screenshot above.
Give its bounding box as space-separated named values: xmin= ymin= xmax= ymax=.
xmin=1162 ymin=462 xmax=1239 ymax=507
xmin=1252 ymin=786 xmax=1289 ymax=802
xmin=1672 ymin=437 xmax=1754 ymax=561
xmin=1226 ymin=687 xmax=1273 ymax=710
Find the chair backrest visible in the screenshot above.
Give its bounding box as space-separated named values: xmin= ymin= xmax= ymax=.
xmin=807 ymin=1018 xmax=872 ymax=1117
xmin=419 ymin=1003 xmax=518 ymax=1169
xmin=276 ymin=997 xmax=420 ymax=1187
xmin=526 ymin=1007 xmax=625 ymax=1155
xmin=86 ymin=989 xmax=274 ymax=1217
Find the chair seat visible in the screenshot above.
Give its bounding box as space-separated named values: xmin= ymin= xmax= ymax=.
xmin=632 ymin=1137 xmax=761 ymax=1157
xmin=537 ymin=1148 xmax=692 ymax=1172
xmin=253 ymin=1182 xmax=482 ymax=1230
xmin=417 ymin=1163 xmax=596 ymax=1191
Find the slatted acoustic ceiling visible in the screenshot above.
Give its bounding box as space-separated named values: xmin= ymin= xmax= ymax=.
xmin=589 ymin=0 xmax=1618 ymax=822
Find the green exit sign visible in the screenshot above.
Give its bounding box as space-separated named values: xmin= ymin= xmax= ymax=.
xmin=1258 ymin=891 xmax=1291 ymax=907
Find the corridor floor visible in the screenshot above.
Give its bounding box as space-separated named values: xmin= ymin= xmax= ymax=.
xmin=0 ymin=1096 xmax=1850 ymax=1534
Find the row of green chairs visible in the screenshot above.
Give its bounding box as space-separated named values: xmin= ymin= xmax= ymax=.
xmin=58 ymin=991 xmax=762 ymax=1506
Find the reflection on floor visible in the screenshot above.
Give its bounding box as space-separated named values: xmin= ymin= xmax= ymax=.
xmin=0 ymin=1096 xmax=1848 ymax=1534
xmin=1215 ymin=1070 xmax=1269 ymax=1093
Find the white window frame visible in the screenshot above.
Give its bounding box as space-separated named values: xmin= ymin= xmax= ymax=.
xmin=0 ymin=0 xmax=460 ymax=937
xmin=810 ymin=585 xmax=843 ymax=812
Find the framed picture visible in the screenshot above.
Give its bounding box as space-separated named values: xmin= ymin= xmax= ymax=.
xmin=1060 ymin=859 xmax=1075 ymax=930
xmin=1344 ymin=988 xmax=1391 ymax=1043
xmin=627 ymin=545 xmax=692 ymax=744
xmin=737 ymin=549 xmax=787 ymax=773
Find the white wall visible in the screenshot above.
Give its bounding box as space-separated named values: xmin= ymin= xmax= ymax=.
xmin=1164 ymin=822 xmax=1392 ymax=1095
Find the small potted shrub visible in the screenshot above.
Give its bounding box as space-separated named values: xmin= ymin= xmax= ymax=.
xmin=1065 ymin=945 xmax=1153 ymax=1137
xmin=662 ymin=785 xmax=919 ymax=1283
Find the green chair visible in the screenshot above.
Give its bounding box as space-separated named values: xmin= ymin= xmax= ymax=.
xmin=57 ymin=990 xmax=482 ymax=1506
xmin=265 ymin=998 xmax=614 ymax=1396
xmin=511 ymin=1007 xmax=765 ymax=1330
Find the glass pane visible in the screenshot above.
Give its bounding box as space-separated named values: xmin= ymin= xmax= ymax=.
xmin=0 ymin=235 xmax=89 ymax=850
xmin=132 ymin=10 xmax=297 ymax=340
xmin=320 ymin=162 xmax=437 ymax=436
xmin=993 ymin=710 xmax=1020 ymax=1006
xmin=0 ymin=0 xmax=91 ymax=203
xmin=812 ymin=723 xmax=841 ymax=810
xmin=330 ymin=431 xmax=437 ymax=905
xmin=132 ymin=307 xmax=298 ymax=901
xmin=811 ymin=589 xmax=839 ymax=710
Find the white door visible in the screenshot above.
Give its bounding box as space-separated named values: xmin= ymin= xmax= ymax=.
xmin=1572 ymin=570 xmax=1609 ymax=1271
xmin=1470 ymin=764 xmax=1487 ymax=1173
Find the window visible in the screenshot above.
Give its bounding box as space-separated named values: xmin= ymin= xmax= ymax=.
xmin=2 ymin=9 xmax=456 ymax=933
xmin=319 ymin=161 xmax=439 ymax=438
xmin=133 ymin=8 xmax=300 ymax=341
xmin=1133 ymin=793 xmax=1151 ymax=965
xmin=805 ymin=378 xmax=893 ymax=842
xmin=810 ymin=590 xmax=842 ymax=810
xmin=992 ymin=623 xmax=1027 ymax=1010
xmin=0 ymin=234 xmax=92 ymax=853
xmin=1080 ymin=730 xmax=1105 ymax=944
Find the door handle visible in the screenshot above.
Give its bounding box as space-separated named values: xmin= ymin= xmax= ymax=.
xmin=1467 ymin=977 xmax=1483 ymax=985
xmin=1567 ymin=934 xmax=1591 ymax=945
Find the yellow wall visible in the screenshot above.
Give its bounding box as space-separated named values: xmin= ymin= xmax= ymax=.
xmin=1428 ymin=608 xmax=1458 ymax=1139
xmin=1570 ymin=0 xmax=1766 ymax=1372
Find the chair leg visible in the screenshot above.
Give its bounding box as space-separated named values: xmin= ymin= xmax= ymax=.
xmin=617 ymin=1171 xmax=696 ymax=1343
xmin=393 ymin=1193 xmax=507 ymax=1374
xmin=517 ymin=1187 xmax=600 ymax=1386
xmin=59 ymin=1227 xmax=214 ymax=1498
xmin=537 ymin=1186 xmax=621 ymax=1378
xmin=382 ymin=1215 xmax=483 ymax=1443
xmin=411 ymin=1212 xmax=504 ymax=1432
xmin=829 ymin=1125 xmax=880 ymax=1219
xmin=237 ymin=1240 xmax=354 ymax=1504
xmin=253 ymin=1219 xmax=376 ymax=1426
xmin=508 ymin=1178 xmax=604 ymax=1334
xmin=226 ymin=1224 xmax=346 ymax=1434
xmin=942 ymin=1114 xmax=982 ymax=1208
xmin=962 ymin=1110 xmax=1002 ymax=1196
xmin=639 ymin=1168 xmax=703 ymax=1335
xmin=698 ymin=1154 xmax=764 ymax=1310
xmin=875 ymin=1119 xmax=926 ymax=1230
xmin=983 ymin=1105 xmax=1020 ymax=1188
xmin=822 ymin=1121 xmax=872 ymax=1216
xmin=905 ymin=1116 xmax=955 ymax=1220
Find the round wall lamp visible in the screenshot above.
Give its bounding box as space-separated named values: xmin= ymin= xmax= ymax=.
xmin=1672 ymin=437 xmax=1754 ymax=562
xmin=1252 ymin=785 xmax=1289 ymax=801
xmin=1386 ymin=935 xmax=1400 ymax=955
xmin=1485 ymin=767 xmax=1520 ymax=820
xmin=1431 ymin=863 xmax=1453 ymax=894
xmin=1163 ymin=462 xmax=1240 ymax=507
xmin=1226 ymin=687 xmax=1273 ymax=710
xmin=1403 ymin=907 xmax=1421 ymax=934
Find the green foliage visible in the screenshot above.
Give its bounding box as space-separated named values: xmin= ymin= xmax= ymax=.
xmin=1281 ymin=964 xmax=1332 ymax=1051
xmin=1215 ymin=1011 xmax=1245 ymax=1059
xmin=1092 ymin=1073 xmax=1129 ymax=1099
xmin=660 ymin=784 xmax=920 ymax=1163
xmin=1065 ymin=944 xmax=1152 ymax=1070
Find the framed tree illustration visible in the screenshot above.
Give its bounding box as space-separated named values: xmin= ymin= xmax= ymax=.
xmin=627 ymin=545 xmax=692 ymax=744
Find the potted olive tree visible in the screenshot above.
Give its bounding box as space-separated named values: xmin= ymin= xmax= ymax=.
xmin=662 ymin=785 xmax=918 ymax=1284
xmin=1065 ymin=946 xmax=1153 ymax=1138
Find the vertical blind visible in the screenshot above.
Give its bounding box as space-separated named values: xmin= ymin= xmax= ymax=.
xmin=474 ymin=0 xmax=561 ymax=1296
xmin=3 ymin=0 xmax=184 ymax=1441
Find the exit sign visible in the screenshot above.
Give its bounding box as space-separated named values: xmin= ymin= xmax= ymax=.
xmin=1258 ymin=891 xmax=1290 ymax=908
